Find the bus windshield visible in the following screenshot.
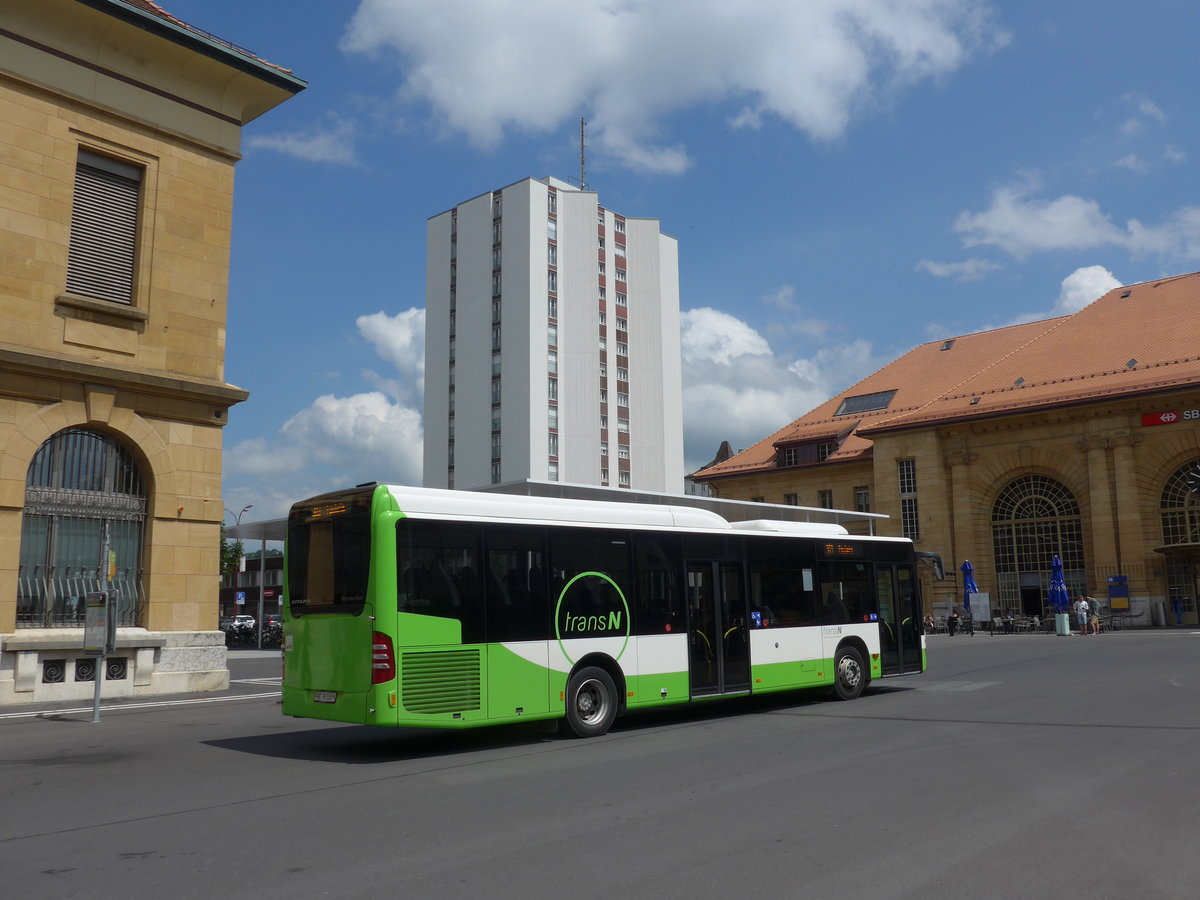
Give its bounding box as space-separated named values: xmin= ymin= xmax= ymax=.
xmin=287 ymin=488 xmax=373 ymax=616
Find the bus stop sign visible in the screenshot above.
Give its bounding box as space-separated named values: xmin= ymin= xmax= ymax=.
xmin=84 ymin=592 xmax=116 ymax=656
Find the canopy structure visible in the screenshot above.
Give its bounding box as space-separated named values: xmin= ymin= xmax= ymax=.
xmin=225 ymin=518 xmax=286 ymax=543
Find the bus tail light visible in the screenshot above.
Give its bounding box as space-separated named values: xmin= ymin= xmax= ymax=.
xmin=371 ymin=632 xmax=396 ymax=684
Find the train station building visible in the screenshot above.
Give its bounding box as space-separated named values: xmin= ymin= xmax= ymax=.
xmin=0 ymin=0 xmax=303 ymax=704
xmin=693 ymin=272 xmax=1200 ymax=628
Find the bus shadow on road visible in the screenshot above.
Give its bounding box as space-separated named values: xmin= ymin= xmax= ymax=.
xmin=202 ymin=720 xmax=571 ymax=764
xmin=202 ymin=686 xmax=911 ymax=763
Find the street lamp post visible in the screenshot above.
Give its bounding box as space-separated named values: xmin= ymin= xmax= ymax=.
xmin=226 ymin=505 xmax=253 ymax=526
xmin=223 ymin=505 xmax=251 ymax=620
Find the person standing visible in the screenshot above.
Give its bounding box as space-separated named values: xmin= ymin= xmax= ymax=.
xmin=1073 ymin=594 xmax=1090 ymax=636
xmin=1086 ymin=595 xmax=1102 ymax=634
xmin=948 ymin=609 xmax=960 ymax=636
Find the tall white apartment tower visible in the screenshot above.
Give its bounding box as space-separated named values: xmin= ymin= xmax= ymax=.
xmin=423 ymin=176 xmax=684 ymax=493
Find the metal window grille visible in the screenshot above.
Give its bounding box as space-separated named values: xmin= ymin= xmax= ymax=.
xmin=18 ymin=429 xmax=146 ymax=628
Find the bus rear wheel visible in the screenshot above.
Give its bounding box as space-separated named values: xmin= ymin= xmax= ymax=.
xmin=832 ymin=645 xmax=866 ymax=701
xmin=565 ymin=666 xmax=617 ymax=737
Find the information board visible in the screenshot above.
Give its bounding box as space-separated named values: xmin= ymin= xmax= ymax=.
xmin=83 ymin=592 xmax=116 ymax=656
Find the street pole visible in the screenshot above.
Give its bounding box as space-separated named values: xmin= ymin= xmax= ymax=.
xmin=92 ymin=522 xmax=112 ymax=723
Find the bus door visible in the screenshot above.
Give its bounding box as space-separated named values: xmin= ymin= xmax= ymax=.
xmin=686 ymin=562 xmax=750 ymax=696
xmin=875 ymin=564 xmax=922 ymax=675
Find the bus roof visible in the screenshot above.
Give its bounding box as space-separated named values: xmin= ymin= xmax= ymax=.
xmin=377 ymin=484 xmax=911 ymax=542
xmin=385 ymin=483 xmax=731 ymax=531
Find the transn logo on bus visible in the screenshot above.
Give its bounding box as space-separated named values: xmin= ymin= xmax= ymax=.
xmin=561 ymin=610 xmax=624 ymax=633
xmin=554 ymin=571 xmax=632 ymax=664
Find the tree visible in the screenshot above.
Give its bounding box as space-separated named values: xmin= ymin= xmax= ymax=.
xmin=244 ymin=548 xmax=283 ymax=559
xmin=219 ymin=524 xmax=243 ymax=579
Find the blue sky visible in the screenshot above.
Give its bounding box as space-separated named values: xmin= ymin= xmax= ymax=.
xmin=160 ymin=0 xmax=1200 ymax=522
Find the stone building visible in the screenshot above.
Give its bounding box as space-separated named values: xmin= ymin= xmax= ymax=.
xmin=0 ymin=0 xmax=303 ymax=704
xmin=693 ymin=272 xmax=1200 ymax=627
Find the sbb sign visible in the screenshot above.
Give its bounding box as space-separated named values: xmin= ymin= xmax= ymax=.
xmin=1142 ymin=409 xmax=1200 ymax=427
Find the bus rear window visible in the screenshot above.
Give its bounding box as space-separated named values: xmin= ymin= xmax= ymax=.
xmin=287 ymin=491 xmax=372 ymax=616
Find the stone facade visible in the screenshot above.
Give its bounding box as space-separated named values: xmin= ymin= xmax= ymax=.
xmin=0 ymin=0 xmax=303 ymax=704
xmin=696 ymin=276 xmax=1200 ymax=628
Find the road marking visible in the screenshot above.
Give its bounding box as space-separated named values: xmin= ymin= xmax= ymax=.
xmin=231 ymin=677 xmax=282 ymax=685
xmin=0 ymin=691 xmax=280 ymax=720
xmin=913 ymin=680 xmax=1000 ymax=692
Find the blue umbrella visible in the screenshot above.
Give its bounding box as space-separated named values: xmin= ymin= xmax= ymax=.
xmin=1047 ymin=555 xmax=1070 ymax=614
xmin=960 ymin=560 xmax=979 ymax=615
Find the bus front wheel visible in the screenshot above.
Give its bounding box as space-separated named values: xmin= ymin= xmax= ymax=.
xmin=832 ymin=645 xmax=866 ymax=701
xmin=565 ymin=667 xmax=617 ymax=737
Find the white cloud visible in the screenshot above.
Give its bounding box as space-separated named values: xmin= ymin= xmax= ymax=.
xmin=282 ymin=392 xmax=423 ymax=484
xmin=1114 ymin=153 xmax=1148 ymax=174
xmin=1053 ymin=265 xmax=1121 ymax=314
xmin=355 ymin=308 xmax=426 ymax=405
xmin=223 ymin=311 xmax=427 ymax=515
xmin=681 ymin=307 xmax=771 ymax=365
xmin=762 ymin=285 xmax=796 ymax=309
xmin=916 ymin=257 xmax=1000 ymax=281
xmin=1166 ymin=145 xmax=1186 ymax=163
xmin=225 ymin=437 xmax=306 ymax=477
xmin=955 ymin=182 xmax=1200 ymax=261
xmin=342 ymin=0 xmax=1006 ymax=173
xmin=1119 ymin=93 xmax=1167 ymax=138
xmin=246 ymin=117 xmax=358 ymax=164
xmin=1133 ymin=95 xmax=1168 ymax=125
xmin=680 ymin=308 xmax=882 ymax=472
xmin=955 ymin=185 xmax=1123 ymax=257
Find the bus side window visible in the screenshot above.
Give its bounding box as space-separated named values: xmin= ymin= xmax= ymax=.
xmin=484 ymin=525 xmax=550 ymax=642
xmin=634 ymin=534 xmax=681 ymax=632
xmin=397 ymin=522 xmax=485 ymax=643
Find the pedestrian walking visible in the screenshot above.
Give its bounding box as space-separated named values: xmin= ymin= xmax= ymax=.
xmin=948 ymin=609 xmax=960 ymax=636
xmin=1086 ymin=595 xmax=1102 ymax=634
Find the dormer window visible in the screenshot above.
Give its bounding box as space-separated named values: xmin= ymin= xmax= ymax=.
xmin=834 ymin=390 xmax=896 ymax=416
xmin=781 ymin=441 xmax=836 ymax=467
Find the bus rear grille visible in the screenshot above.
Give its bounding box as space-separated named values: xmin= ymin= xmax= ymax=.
xmin=401 ymin=649 xmax=481 ymax=714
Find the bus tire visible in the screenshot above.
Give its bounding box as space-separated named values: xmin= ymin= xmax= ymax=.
xmin=564 ymin=666 xmax=618 ymax=737
xmin=831 ymin=645 xmax=866 ymax=701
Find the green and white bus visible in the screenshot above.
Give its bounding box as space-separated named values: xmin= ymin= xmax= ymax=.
xmin=282 ymin=483 xmax=936 ymax=737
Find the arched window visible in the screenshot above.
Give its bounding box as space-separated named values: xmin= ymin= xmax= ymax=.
xmin=1160 ymin=460 xmax=1200 ymax=546
xmin=991 ymin=475 xmax=1084 ymax=613
xmin=17 ymin=429 xmax=146 ymax=628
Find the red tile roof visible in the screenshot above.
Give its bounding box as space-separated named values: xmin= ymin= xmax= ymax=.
xmin=695 ymin=271 xmax=1200 ymax=480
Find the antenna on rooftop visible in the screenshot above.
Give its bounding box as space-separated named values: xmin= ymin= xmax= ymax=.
xmin=579 ymin=117 xmax=588 ymax=192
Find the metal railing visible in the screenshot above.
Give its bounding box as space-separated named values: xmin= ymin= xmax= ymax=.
xmin=16 ymin=564 xmax=145 ymax=628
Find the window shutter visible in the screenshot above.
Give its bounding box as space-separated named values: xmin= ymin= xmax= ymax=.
xmin=66 ymin=151 xmax=141 ymax=304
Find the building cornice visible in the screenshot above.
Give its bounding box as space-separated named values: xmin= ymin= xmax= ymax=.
xmin=0 ymin=345 xmax=249 ymax=407
xmin=74 ymin=0 xmax=306 ymax=93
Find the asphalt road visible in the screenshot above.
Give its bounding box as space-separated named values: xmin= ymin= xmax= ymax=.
xmin=1 ymin=631 xmax=1197 ymax=899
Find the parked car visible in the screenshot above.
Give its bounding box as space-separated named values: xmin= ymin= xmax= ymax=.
xmin=231 ymin=614 xmax=256 ymax=628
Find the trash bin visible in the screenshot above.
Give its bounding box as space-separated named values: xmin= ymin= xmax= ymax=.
xmin=1054 ymin=612 xmax=1072 ymax=636
xmin=1151 ymin=600 xmax=1166 ymax=627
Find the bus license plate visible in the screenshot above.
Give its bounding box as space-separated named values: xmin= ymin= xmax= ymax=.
xmin=313 ymin=690 xmax=337 ymax=704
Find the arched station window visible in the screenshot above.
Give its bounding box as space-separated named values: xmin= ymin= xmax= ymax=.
xmin=1160 ymin=460 xmax=1200 ymax=624
xmin=17 ymin=428 xmax=146 ymax=628
xmin=1160 ymin=460 xmax=1200 ymax=546
xmin=991 ymin=475 xmax=1084 ymax=614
